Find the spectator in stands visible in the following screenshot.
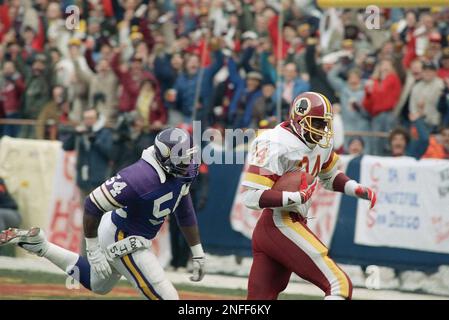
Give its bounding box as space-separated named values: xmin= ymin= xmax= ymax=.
xmin=438 ymin=48 xmax=449 ymax=79
xmin=252 ymin=79 xmax=289 ymax=127
xmin=274 ymin=63 xmax=310 ymax=106
xmin=227 ymin=59 xmax=263 ymax=129
xmin=0 ymin=60 xmax=24 ymax=137
xmin=304 ymin=37 xmax=338 ymax=104
xmin=328 ymin=63 xmax=370 ymax=151
xmin=438 ymin=76 xmax=449 ymax=127
xmin=401 ymin=10 xmax=419 ymax=68
xmin=0 ymin=177 xmax=21 ymax=232
xmin=409 ymin=61 xmax=444 ymax=133
xmin=111 ymin=49 xmax=155 ymax=114
xmin=173 ymin=47 xmax=224 ymax=123
xmin=36 ymin=85 xmax=72 ymax=140
xmin=62 ymin=108 xmax=113 ymax=200
xmin=18 ymin=53 xmax=51 ymax=138
xmin=363 ymin=58 xmax=402 ymax=155
xmin=135 ymin=77 xmax=167 ymax=132
xmin=347 ymin=136 xmax=365 ymax=156
xmin=154 ymin=52 xmax=184 ymax=104
xmin=388 ymin=107 xmax=430 ymax=159
xmin=56 ymin=39 xmax=94 ymax=122
xmin=393 ymin=59 xmax=423 ymax=126
xmin=74 ymin=58 xmax=118 ymax=125
xmin=111 ymin=112 xmax=156 ymax=174
xmin=422 ymin=126 xmax=449 ymax=159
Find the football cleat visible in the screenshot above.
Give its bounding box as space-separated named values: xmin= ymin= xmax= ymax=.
xmin=0 ymin=227 xmax=49 ymax=257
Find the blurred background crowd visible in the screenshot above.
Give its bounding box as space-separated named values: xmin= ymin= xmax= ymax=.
xmin=0 ymin=0 xmax=449 ymax=274
xmin=1 ymin=0 xmax=449 ymax=158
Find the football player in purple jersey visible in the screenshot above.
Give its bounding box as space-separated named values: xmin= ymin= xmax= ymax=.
xmin=0 ymin=127 xmax=205 ymax=300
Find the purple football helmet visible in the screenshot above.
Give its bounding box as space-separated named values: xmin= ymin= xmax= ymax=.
xmin=154 ymin=127 xmax=199 ymax=182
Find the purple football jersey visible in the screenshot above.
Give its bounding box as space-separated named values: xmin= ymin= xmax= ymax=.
xmin=85 ymin=158 xmax=197 ymax=239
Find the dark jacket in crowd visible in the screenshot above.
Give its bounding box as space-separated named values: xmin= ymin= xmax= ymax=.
xmin=154 ymin=53 xmax=179 ymax=96
xmin=305 ymin=43 xmax=338 ymax=104
xmin=406 ymin=117 xmax=430 ymax=159
xmin=227 ymin=58 xmax=262 ymax=128
xmin=111 ymin=131 xmax=156 ymax=175
xmin=174 ymin=50 xmax=224 ymax=118
xmin=438 ymin=86 xmax=449 ymax=127
xmin=62 ymin=119 xmax=113 ymax=191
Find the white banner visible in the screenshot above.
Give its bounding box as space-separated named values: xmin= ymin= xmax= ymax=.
xmin=230 ymin=155 xmax=351 ymax=247
xmin=0 ymin=137 xmax=61 ymax=257
xmin=355 ymin=156 xmax=449 ymax=254
xmin=47 ymin=150 xmax=84 ymax=253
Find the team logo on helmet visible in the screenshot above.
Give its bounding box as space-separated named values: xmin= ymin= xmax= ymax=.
xmin=291 ymin=97 xmax=312 ymax=118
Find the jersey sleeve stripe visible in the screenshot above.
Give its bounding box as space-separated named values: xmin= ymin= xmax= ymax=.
xmin=92 ymin=186 xmax=117 ymax=212
xmin=89 ymin=192 xmax=107 ymax=212
xmin=100 ymin=184 xmax=123 ymax=208
xmin=241 ymin=180 xmax=272 ymax=190
xmin=243 ymin=172 xmax=275 ymax=188
xmin=247 ymin=165 xmax=281 ymax=184
xmin=321 ymin=152 xmax=339 ymax=174
xmin=246 ymin=165 xmax=281 ymax=182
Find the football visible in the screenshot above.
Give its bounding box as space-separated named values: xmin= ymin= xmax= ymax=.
xmin=272 ymin=171 xmax=315 ymax=192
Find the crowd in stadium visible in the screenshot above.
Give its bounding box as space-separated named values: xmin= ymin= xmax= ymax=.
xmin=1 ymin=0 xmax=449 ymax=160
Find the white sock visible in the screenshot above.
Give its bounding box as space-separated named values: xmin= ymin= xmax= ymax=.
xmin=324 ymin=295 xmax=345 ymax=300
xmin=43 ymin=243 xmax=80 ymax=272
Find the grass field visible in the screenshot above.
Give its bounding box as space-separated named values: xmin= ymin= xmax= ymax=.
xmin=0 ymin=269 xmax=318 ymax=300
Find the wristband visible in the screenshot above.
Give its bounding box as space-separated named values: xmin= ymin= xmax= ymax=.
xmin=191 ymin=244 xmax=205 ymax=257
xmin=282 ymin=191 xmax=302 ymax=206
xmin=85 ymin=237 xmax=100 ymax=250
xmin=344 ymin=180 xmax=359 ymax=197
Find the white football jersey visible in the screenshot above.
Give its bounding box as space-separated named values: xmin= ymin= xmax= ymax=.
xmin=242 ymin=122 xmax=339 ymax=217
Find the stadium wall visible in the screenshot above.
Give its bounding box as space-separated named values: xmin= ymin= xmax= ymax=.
xmin=198 ymin=151 xmax=449 ymax=272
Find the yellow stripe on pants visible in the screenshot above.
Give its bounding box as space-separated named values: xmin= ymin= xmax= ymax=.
xmin=118 ymin=231 xmax=159 ymax=300
xmin=281 ymin=213 xmax=350 ymax=298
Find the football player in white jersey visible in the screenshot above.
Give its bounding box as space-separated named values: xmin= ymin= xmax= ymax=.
xmin=242 ymin=91 xmax=376 ymax=300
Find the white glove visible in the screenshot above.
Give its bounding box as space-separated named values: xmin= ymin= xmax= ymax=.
xmin=189 ymin=244 xmax=205 ymax=282
xmin=86 ymin=237 xmax=112 ymax=280
xmin=190 ymin=256 xmax=206 ymax=282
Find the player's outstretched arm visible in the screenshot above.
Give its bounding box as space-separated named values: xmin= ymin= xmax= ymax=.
xmin=174 ymin=195 xmax=206 ymax=282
